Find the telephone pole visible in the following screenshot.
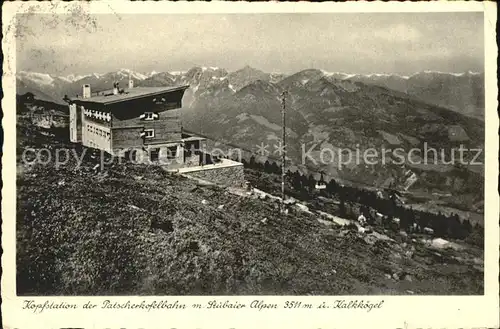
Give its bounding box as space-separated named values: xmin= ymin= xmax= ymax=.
xmin=280 ymin=90 xmax=288 ymax=214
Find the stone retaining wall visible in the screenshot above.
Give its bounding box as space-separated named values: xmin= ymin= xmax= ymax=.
xmin=185 ymin=164 xmax=245 ymax=188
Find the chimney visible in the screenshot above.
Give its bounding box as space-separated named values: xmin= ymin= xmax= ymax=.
xmin=113 ymin=82 xmax=119 ymax=95
xmin=128 ymin=73 xmax=134 ymax=89
xmin=82 ymin=84 xmax=91 ymax=99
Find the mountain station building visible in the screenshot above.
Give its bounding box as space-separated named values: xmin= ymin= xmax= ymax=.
xmin=67 ymin=80 xmax=206 ymax=168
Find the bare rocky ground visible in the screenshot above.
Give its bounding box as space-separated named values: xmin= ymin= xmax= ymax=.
xmin=16 ymin=119 xmax=483 ymax=295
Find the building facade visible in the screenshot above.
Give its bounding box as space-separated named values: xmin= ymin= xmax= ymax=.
xmin=68 ymin=82 xmax=206 ymax=168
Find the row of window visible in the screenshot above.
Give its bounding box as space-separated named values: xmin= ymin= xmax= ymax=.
xmin=83 ymin=110 xmax=160 ymax=122
xmin=86 ymin=124 xmax=110 ymax=139
xmin=125 ymin=146 xmax=178 ymax=162
xmin=84 ymin=108 xmax=111 ymax=122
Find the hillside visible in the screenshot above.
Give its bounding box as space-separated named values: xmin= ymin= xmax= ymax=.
xmin=348 ymin=71 xmax=484 ymax=120
xmin=17 ymin=119 xmax=483 ymax=295
xmin=183 ymin=70 xmax=484 ymax=210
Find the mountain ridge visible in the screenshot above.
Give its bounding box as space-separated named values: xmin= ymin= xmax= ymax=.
xmin=18 ymin=67 xmax=483 ymax=84
xmin=17 ymin=66 xmax=484 ymax=121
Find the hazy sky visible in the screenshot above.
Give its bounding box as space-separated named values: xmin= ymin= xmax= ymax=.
xmin=16 ymin=12 xmax=484 ymax=76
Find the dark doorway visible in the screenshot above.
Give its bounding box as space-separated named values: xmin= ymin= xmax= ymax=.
xmin=150 ymin=148 xmax=160 ymax=162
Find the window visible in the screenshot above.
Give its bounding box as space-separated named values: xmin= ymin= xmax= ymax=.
xmin=143 ymin=129 xmax=154 ymax=139
xmin=166 ymin=146 xmax=177 ymax=160
xmin=140 ymin=112 xmax=159 ymax=121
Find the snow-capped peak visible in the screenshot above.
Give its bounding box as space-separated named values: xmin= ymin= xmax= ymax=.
xmin=18 ymin=71 xmax=55 ymax=86
xmin=60 ymin=74 xmax=88 ymax=83
xmin=200 ymin=66 xmax=222 ymax=72
xmin=320 ymin=70 xmax=357 ymax=80
xmin=170 ymin=71 xmax=187 ymax=76
xmin=365 ymin=73 xmax=409 ymax=79
xmin=415 ymin=70 xmax=481 ymax=78
xmin=466 ymin=70 xmax=481 ymax=75
xmin=116 ymin=68 xmax=147 ymax=80
xmin=148 ymin=70 xmax=158 ymax=77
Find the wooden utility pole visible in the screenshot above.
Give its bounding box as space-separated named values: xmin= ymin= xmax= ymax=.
xmin=280 ymin=90 xmax=288 ymax=214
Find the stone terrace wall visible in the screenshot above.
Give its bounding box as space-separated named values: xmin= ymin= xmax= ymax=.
xmin=185 ymin=164 xmax=245 ymax=188
xmin=31 ymin=113 xmax=69 ymax=129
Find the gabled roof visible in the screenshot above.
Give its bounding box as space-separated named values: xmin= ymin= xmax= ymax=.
xmin=69 ymin=85 xmax=189 ymax=105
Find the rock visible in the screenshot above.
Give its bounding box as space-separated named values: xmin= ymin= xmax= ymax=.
xmin=217 ymin=205 xmax=224 ymax=210
xmin=431 ymin=238 xmax=450 ymax=249
xmin=392 ymin=273 xmax=400 ymax=281
xmin=399 ymin=231 xmax=408 ymax=238
xmin=423 ymin=227 xmax=434 ymax=235
xmin=57 ymin=179 xmax=65 ymax=186
xmin=363 ymin=235 xmax=378 ymax=245
xmin=391 ymin=252 xmax=402 ymax=260
xmin=261 ymin=217 xmax=268 ymax=224
xmin=404 ymin=274 xmax=413 ymax=282
xmin=134 ymin=175 xmax=144 ymax=181
xmin=384 ymin=273 xmax=392 ymax=280
xmin=296 ymin=203 xmax=310 ymax=213
xmin=338 ymin=230 xmax=350 ymax=237
xmin=201 ymin=199 xmax=208 ymax=205
xmin=405 ymin=290 xmax=415 ymax=295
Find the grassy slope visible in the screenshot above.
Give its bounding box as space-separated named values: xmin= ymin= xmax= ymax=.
xmin=16 ymin=121 xmax=483 ymax=295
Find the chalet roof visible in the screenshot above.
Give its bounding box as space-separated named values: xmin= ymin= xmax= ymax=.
xmin=69 ymin=85 xmax=189 ymax=105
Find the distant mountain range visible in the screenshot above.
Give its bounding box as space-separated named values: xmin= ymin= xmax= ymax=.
xmin=16 ymin=66 xmax=484 ymax=120
xmin=347 ymin=71 xmax=484 ymax=120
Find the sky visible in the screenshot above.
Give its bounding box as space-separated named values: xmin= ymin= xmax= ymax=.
xmin=16 ymin=12 xmax=484 ymax=76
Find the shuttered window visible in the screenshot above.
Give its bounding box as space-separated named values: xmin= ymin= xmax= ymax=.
xmin=140 ymin=112 xmax=159 ymax=121
xmin=142 ymin=129 xmax=154 ymax=139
